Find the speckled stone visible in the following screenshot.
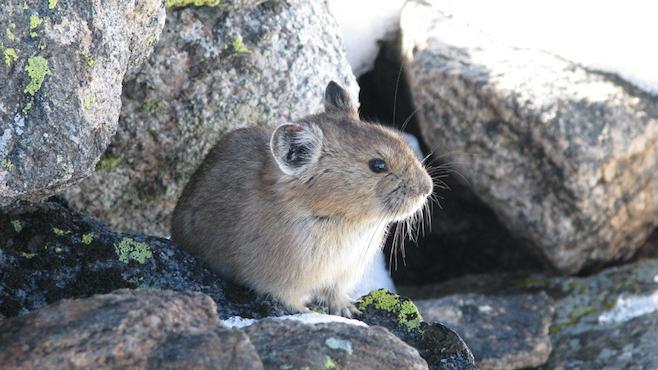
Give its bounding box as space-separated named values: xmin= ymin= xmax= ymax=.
xmin=402 ymin=0 xmax=658 ymax=273
xmin=416 ymin=293 xmax=554 ymax=370
xmin=0 ymin=0 xmax=165 ymax=206
xmin=64 ymin=0 xmax=358 ymax=235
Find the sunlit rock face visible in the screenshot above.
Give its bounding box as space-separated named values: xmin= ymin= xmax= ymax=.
xmin=0 ymin=0 xmax=166 ymax=207
xmin=402 ymin=0 xmax=658 ymax=273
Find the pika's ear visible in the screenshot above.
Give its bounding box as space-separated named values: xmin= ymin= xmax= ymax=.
xmin=324 ymin=81 xmax=357 ymax=115
xmin=270 ymin=122 xmax=323 ymax=176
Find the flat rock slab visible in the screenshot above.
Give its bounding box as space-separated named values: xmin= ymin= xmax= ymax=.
xmin=64 ymin=0 xmax=359 ymax=236
xmin=416 ymin=293 xmax=554 ymax=370
xmin=0 ymin=289 xmax=263 ymax=369
xmin=0 ymin=0 xmax=165 ymax=206
xmin=402 ymin=0 xmax=658 ymax=273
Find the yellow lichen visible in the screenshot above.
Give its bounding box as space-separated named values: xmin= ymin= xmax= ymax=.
xmin=4 ymin=48 xmax=18 ymax=67
xmin=29 ymin=15 xmax=44 ymax=30
xmin=115 ymin=237 xmax=153 ymax=264
xmin=24 ymin=56 xmax=50 ymax=96
xmin=166 ymin=0 xmax=221 ymax=7
xmin=48 ymin=0 xmax=58 ymax=9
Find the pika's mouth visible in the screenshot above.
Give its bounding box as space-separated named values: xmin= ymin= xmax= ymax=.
xmin=385 ymin=193 xmax=430 ymax=223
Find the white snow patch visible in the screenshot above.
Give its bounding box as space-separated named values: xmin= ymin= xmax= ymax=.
xmin=328 ymin=0 xmax=405 ymax=76
xmin=653 ymin=275 xmax=658 ymax=284
xmin=221 ymin=313 xmax=368 ymax=329
xmin=598 ymin=290 xmax=658 ymax=324
xmin=222 ymin=316 xmax=258 ymax=329
xmin=350 ymin=251 xmax=396 ymax=299
xmin=277 ymin=312 xmax=368 ymax=327
xmin=407 ymin=0 xmax=658 ymax=94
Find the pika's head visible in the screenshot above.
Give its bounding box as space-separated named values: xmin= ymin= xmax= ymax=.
xmin=270 ymin=81 xmax=433 ymax=224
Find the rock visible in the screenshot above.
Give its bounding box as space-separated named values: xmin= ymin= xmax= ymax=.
xmin=244 ymin=318 xmax=428 ymax=369
xmin=64 ymin=0 xmax=358 ymax=235
xmin=0 ymin=0 xmax=166 ymax=206
xmin=357 ymin=289 xmax=476 ymax=370
xmin=401 ymin=0 xmax=658 ymax=273
xmin=0 ymin=289 xmax=263 ymax=369
xmin=416 ymin=293 xmax=554 ymax=370
xmin=544 ymin=259 xmax=658 ymax=370
xmin=0 ymin=200 xmax=288 ymax=318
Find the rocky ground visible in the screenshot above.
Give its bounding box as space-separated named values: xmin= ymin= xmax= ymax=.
xmin=1 ymin=0 xmax=657 ymax=369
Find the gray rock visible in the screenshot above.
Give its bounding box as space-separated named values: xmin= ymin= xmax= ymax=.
xmin=401 ymin=0 xmax=658 ymax=273
xmin=0 ymin=200 xmax=289 ymax=319
xmin=357 ymin=289 xmax=476 ymax=370
xmin=416 ymin=293 xmax=554 ymax=370
xmin=244 ymin=318 xmax=428 ymax=370
xmin=0 ymin=289 xmax=263 ymax=369
xmin=64 ymin=0 xmax=358 ymax=235
xmin=0 ymin=0 xmax=166 ymax=206
xmin=544 ymin=259 xmax=658 ymax=369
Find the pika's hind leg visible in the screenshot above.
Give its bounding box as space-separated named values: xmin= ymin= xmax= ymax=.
xmin=320 ymin=287 xmax=361 ymax=318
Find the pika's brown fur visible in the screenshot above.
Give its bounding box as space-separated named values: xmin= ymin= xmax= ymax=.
xmin=171 ymin=82 xmax=432 ymax=317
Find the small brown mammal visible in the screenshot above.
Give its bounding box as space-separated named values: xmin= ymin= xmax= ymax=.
xmin=171 ymin=81 xmax=432 ymax=317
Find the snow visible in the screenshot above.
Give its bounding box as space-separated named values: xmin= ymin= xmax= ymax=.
xmin=598 ymin=290 xmax=658 ymax=324
xmin=328 ymin=0 xmax=405 ymax=76
xmin=350 ymin=251 xmax=397 ymax=299
xmin=221 ymin=312 xmax=368 ymax=329
xmin=407 ymin=0 xmax=658 ymax=94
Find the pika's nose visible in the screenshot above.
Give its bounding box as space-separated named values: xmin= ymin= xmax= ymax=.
xmin=418 ymin=170 xmax=433 ymax=197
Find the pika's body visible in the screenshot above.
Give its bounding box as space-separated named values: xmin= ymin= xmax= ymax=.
xmin=171 ymin=82 xmax=432 ymax=316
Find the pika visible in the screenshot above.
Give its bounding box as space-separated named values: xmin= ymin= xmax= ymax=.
xmin=171 ymin=81 xmax=433 ymax=317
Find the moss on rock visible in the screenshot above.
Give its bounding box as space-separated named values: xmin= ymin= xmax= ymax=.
xmin=359 ymin=289 xmax=423 ymax=332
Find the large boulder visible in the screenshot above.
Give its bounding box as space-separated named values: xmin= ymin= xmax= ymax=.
xmin=64 ymin=0 xmax=359 ymax=235
xmin=401 ymin=0 xmax=658 ymax=273
xmin=0 ymin=0 xmax=166 ymax=206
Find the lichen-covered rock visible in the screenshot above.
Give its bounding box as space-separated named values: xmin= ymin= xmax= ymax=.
xmin=0 ymin=0 xmax=166 ymax=207
xmin=401 ymin=0 xmax=658 ymax=273
xmin=0 ymin=200 xmax=288 ymax=318
xmin=244 ymin=318 xmax=428 ymax=369
xmin=416 ymin=293 xmax=554 ymax=370
xmin=0 ymin=289 xmax=263 ymax=369
xmin=166 ymin=0 xmax=268 ymax=11
xmin=543 ymin=259 xmax=658 ymax=370
xmin=357 ymin=289 xmax=476 ymax=370
xmin=64 ymin=0 xmax=359 ymax=235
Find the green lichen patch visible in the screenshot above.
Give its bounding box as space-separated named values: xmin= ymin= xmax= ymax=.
xmin=166 ymin=0 xmax=221 ymax=7
xmin=52 ymin=227 xmax=70 ymax=236
xmin=139 ymin=99 xmax=164 ymax=113
xmin=29 ymin=15 xmax=44 ymax=30
xmin=22 ymin=102 xmax=32 ymax=114
xmin=115 ymin=237 xmax=152 ymax=264
xmin=24 ymin=56 xmax=50 ymax=96
xmin=11 ymin=220 xmax=22 ymax=233
xmin=6 ymin=24 xmax=17 ymax=41
xmin=229 ymin=36 xmax=251 ymax=54
xmin=81 ymin=51 xmax=94 ymax=67
xmin=82 ymin=95 xmax=95 ymax=110
xmin=323 ymin=356 xmax=337 ymax=369
xmin=359 ymin=289 xmax=423 ymax=332
xmin=4 ymin=48 xmax=18 ymax=67
xmin=81 ymin=233 xmax=94 ymax=245
xmin=96 ymin=154 xmax=123 ymax=171
xmin=2 ymin=159 xmax=14 ymax=171
xmin=19 ymin=252 xmax=36 ymax=259
xmin=48 ymin=0 xmax=58 ymax=9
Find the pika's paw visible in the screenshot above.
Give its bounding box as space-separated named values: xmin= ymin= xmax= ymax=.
xmin=329 ymin=301 xmax=361 ymax=318
xmin=284 ymin=303 xmax=311 ymax=315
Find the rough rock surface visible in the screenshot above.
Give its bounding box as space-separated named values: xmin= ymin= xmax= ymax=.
xmin=0 ymin=0 xmax=166 ymax=206
xmin=64 ymin=0 xmax=359 ymax=235
xmin=0 ymin=200 xmax=288 ymax=319
xmin=0 ymin=289 xmax=262 ymax=369
xmin=402 ymin=0 xmax=658 ymax=273
xmin=244 ymin=318 xmax=428 ymax=369
xmin=416 ymin=293 xmax=554 ymax=370
xmin=544 ymin=259 xmax=658 ymax=370
xmin=401 ymin=259 xmax=658 ymax=370
xmin=0 ymin=202 xmax=475 ymax=368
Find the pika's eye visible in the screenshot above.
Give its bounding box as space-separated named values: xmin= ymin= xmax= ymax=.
xmin=368 ymin=158 xmax=388 ymax=173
